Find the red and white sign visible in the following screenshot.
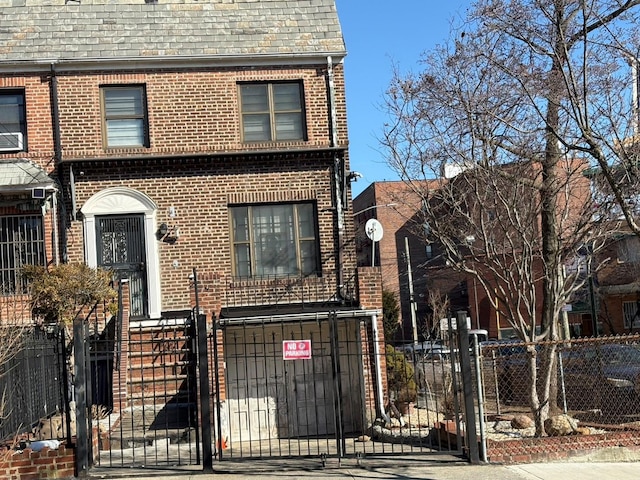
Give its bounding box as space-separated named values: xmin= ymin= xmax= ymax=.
xmin=282 ymin=340 xmax=312 ymax=360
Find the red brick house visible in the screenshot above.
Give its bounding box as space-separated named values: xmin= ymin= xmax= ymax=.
xmin=0 ymin=0 xmax=383 ymax=446
xmin=567 ymin=232 xmax=640 ymax=336
xmin=355 ymin=157 xmax=594 ymax=342
xmin=353 ymin=180 xmax=459 ymax=341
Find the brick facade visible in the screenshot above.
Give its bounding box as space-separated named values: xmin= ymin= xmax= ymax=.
xmin=0 ymin=2 xmax=384 ymax=468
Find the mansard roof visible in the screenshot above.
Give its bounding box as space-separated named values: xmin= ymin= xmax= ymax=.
xmin=0 ymin=0 xmax=346 ymax=67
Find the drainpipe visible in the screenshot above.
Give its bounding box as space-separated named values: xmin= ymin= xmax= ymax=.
xmin=633 ymin=59 xmax=639 ymax=136
xmin=51 ymin=193 xmax=60 ymax=265
xmin=50 ymin=64 xmax=62 ymax=165
xmin=49 ymin=64 xmax=70 ymax=262
xmin=327 ymin=56 xmax=345 ymax=300
xmin=371 ymin=313 xmax=391 ymax=424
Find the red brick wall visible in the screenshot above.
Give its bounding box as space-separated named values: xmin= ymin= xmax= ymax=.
xmin=0 ymin=444 xmax=76 ymax=480
xmin=14 ymin=62 xmax=355 ymax=313
xmin=0 ymin=76 xmax=56 ymax=172
xmin=487 ymin=430 xmax=640 ymax=464
xmin=53 ymin=65 xmax=347 ymax=158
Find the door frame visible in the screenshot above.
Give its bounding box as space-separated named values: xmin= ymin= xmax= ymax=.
xmin=81 ymin=187 xmax=162 ymax=319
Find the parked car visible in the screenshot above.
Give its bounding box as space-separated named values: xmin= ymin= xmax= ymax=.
xmin=560 ymin=343 xmax=640 ymax=414
xmin=485 ymin=340 xmax=640 ymax=412
xmin=399 ymin=340 xmax=446 ymax=357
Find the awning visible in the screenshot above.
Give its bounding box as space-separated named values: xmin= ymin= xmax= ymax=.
xmin=0 ymin=159 xmax=56 ymax=193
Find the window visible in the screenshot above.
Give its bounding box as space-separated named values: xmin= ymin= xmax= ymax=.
xmin=623 ymin=301 xmax=640 ymax=329
xmin=617 ymin=236 xmax=640 ymax=263
xmin=0 ymin=90 xmax=26 ymax=152
xmin=101 ymin=85 xmax=149 ymax=148
xmin=239 ymin=82 xmax=306 ymax=142
xmin=0 ymin=216 xmax=45 ymax=294
xmin=230 ymin=203 xmax=319 ymax=277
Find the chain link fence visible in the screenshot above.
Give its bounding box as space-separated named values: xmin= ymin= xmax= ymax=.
xmin=481 ymin=335 xmax=640 ymax=425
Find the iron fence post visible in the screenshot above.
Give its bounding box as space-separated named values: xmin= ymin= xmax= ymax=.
xmin=73 ymin=317 xmax=89 ymax=477
xmin=196 ymin=312 xmax=213 ymax=471
xmin=456 ymin=310 xmax=480 ymax=464
xmin=60 ymin=326 xmax=73 ymax=447
xmin=329 ymin=311 xmax=345 ymax=459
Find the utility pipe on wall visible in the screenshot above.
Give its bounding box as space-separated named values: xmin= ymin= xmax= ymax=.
xmin=371 ymin=313 xmax=391 ymax=424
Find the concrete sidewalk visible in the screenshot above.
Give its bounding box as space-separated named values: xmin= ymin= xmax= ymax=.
xmin=88 ymin=458 xmax=640 ymax=480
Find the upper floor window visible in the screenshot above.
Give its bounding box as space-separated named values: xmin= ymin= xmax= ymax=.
xmin=623 ymin=301 xmax=640 ymax=329
xmin=239 ymin=82 xmax=306 ymax=142
xmin=101 ymin=85 xmax=149 ymax=148
xmin=0 ymin=90 xmax=26 ymax=152
xmin=617 ymin=235 xmax=640 ymax=263
xmin=230 ymin=203 xmax=319 ymax=277
xmin=0 ymin=215 xmax=45 ymax=294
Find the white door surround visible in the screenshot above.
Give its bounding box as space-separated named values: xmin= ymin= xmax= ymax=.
xmin=80 ymin=187 xmax=162 ymax=319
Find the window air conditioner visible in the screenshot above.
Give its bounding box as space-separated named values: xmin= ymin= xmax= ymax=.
xmin=0 ymin=132 xmax=24 ymax=151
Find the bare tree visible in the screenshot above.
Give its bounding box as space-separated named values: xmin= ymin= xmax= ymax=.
xmin=382 ymin=0 xmax=639 ymax=435
xmin=425 ymin=288 xmax=450 ymax=340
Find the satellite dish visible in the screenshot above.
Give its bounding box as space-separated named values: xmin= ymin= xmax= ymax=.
xmin=365 ymin=218 xmax=384 ymax=242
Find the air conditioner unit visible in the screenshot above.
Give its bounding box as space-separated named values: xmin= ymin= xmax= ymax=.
xmin=32 ymin=188 xmax=46 ymax=200
xmin=0 ymin=132 xmax=24 ymax=151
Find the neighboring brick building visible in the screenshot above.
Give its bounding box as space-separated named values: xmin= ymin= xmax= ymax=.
xmin=353 ymin=181 xmax=456 ymax=342
xmin=354 ymin=157 xmax=595 ymax=343
xmin=0 ymin=0 xmax=383 ymax=447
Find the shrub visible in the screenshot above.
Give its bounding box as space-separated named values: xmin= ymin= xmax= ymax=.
xmin=385 ymin=344 xmax=417 ymax=403
xmin=22 ymin=263 xmax=117 ymax=325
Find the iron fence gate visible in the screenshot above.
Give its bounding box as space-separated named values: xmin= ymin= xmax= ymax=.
xmin=210 ymin=313 xmax=468 ymax=462
xmin=77 ymin=303 xmax=472 ymax=473
xmin=79 ymin=307 xmax=201 ymax=471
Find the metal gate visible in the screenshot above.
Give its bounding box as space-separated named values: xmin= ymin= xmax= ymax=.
xmin=77 ymin=304 xmax=201 ymax=471
xmin=209 ymin=313 xmax=469 ymax=462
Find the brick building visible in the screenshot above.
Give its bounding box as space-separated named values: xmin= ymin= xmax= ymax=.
xmin=354 ymin=156 xmax=595 ymax=343
xmin=0 ymin=0 xmax=384 ymax=445
xmin=353 ymin=181 xmax=455 ymax=342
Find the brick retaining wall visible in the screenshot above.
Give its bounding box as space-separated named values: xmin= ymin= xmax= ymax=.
xmin=0 ymin=443 xmax=75 ymax=480
xmin=487 ymin=430 xmax=640 ymax=464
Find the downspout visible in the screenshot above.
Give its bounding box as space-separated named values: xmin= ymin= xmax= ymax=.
xmin=371 ymin=313 xmax=391 ymax=424
xmin=51 ymin=193 xmax=60 ymax=265
xmin=633 ymin=59 xmax=639 ymax=136
xmin=49 ymin=64 xmax=68 ymax=263
xmin=327 ymin=56 xmax=345 ymax=300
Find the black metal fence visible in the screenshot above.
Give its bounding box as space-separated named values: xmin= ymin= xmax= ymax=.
xmin=210 ymin=313 xmax=467 ymax=462
xmin=0 ymin=325 xmax=69 ymax=443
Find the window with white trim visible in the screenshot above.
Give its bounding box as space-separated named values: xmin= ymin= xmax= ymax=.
xmin=0 ymin=215 xmax=45 ymax=294
xmin=0 ymin=90 xmax=26 ymax=152
xmin=101 ymin=85 xmax=149 ymax=148
xmin=230 ymin=203 xmax=319 ymax=277
xmin=239 ymin=82 xmax=306 ymax=142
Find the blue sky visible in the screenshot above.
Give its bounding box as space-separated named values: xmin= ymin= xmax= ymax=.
xmin=334 ymin=1 xmax=471 ymax=197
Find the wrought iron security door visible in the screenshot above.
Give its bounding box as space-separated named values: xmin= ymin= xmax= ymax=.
xmin=96 ymin=215 xmax=148 ymax=318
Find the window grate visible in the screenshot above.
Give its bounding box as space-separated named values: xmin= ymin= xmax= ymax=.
xmin=0 ymin=215 xmax=45 ymax=294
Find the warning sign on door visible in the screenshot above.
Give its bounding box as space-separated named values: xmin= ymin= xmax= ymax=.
xmin=282 ymin=340 xmax=312 ymax=360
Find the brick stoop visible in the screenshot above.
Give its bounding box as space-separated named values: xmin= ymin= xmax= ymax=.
xmin=0 ymin=441 xmax=76 ymax=480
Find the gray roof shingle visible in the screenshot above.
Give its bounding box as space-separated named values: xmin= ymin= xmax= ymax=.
xmin=0 ymin=0 xmax=346 ymax=63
